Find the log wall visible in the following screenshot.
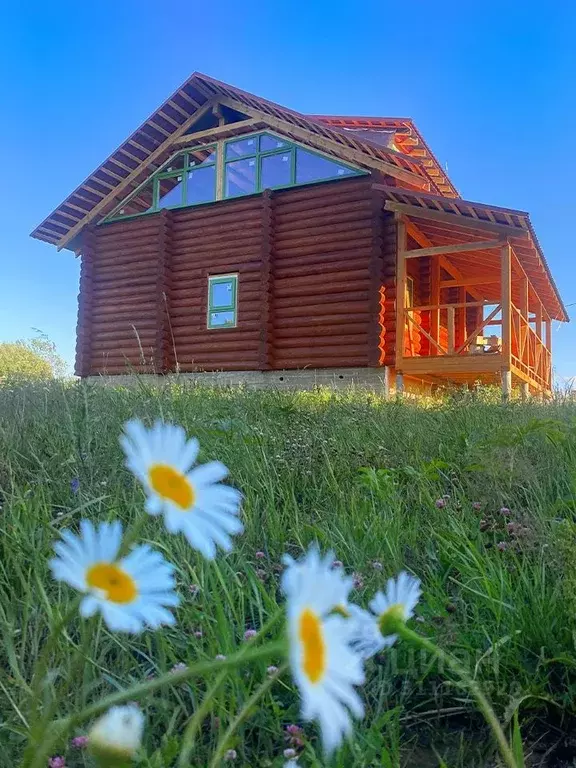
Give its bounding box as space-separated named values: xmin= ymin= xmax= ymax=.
xmin=76 ymin=176 xmax=393 ymax=376
xmin=271 ymin=178 xmax=375 ymax=370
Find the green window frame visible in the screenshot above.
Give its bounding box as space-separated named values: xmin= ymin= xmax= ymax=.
xmin=207 ymin=274 xmax=238 ymax=329
xmin=103 ymin=132 xmax=366 ymax=223
xmin=155 ymin=146 xmax=217 ymax=210
xmin=223 ymin=132 xmax=361 ymax=199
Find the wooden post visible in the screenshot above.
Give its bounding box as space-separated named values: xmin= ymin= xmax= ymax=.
xmin=383 ymin=365 xmax=391 ymax=398
xmin=395 ymin=216 xmax=407 ymax=369
xmin=396 ymin=371 xmax=404 ymax=396
xmin=501 ymin=242 xmax=512 ymax=400
xmin=259 ymin=190 xmax=274 ymax=370
xmin=520 ymin=382 xmax=530 ymax=401
xmin=535 ymin=300 xmax=542 ymax=341
xmin=456 ymin=286 xmax=467 ymax=349
xmin=502 ymin=370 xmax=512 ymax=400
xmin=447 ymin=307 xmax=455 ymax=354
xmin=430 ymin=255 xmax=440 ymax=356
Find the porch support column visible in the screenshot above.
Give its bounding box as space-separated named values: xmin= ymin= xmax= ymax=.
xmin=520 ymin=382 xmax=530 ymax=400
xmin=430 ymin=255 xmax=440 ymax=356
xmin=395 ymin=215 xmax=407 ymax=393
xmin=501 ymin=241 xmax=512 ymax=400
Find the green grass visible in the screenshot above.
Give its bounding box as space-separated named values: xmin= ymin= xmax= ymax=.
xmin=1 ymin=380 xmax=576 ymax=766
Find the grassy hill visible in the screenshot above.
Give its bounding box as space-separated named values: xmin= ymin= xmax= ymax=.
xmin=1 ymin=380 xmax=575 ymax=766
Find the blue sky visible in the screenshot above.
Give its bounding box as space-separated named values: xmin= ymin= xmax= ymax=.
xmin=1 ymin=1 xmax=574 ymax=380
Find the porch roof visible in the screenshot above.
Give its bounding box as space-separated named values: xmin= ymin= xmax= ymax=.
xmin=377 ymin=186 xmax=568 ymax=322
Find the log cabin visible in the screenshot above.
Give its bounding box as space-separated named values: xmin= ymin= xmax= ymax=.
xmin=32 ymin=72 xmax=568 ymax=396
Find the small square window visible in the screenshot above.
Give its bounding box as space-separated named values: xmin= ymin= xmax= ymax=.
xmin=208 ymin=275 xmax=238 ymax=329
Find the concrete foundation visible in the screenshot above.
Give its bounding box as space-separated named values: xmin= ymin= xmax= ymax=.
xmin=87 ymin=367 xmax=392 ymax=392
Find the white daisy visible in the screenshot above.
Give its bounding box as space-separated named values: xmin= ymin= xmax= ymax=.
xmin=120 ymin=419 xmax=243 ymax=559
xmin=49 ymin=520 xmax=179 ymax=633
xmin=286 ymin=546 xmax=365 ymax=754
xmin=349 ymin=571 xmax=421 ymax=659
xmin=89 ymin=704 xmax=144 ymax=762
xmin=282 ymin=547 xmax=353 ymax=614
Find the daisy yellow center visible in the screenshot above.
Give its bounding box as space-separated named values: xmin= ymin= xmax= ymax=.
xmin=378 ymin=603 xmax=406 ymax=637
xmin=299 ymin=608 xmax=326 ymax=684
xmin=86 ymin=563 xmax=138 ymax=604
xmin=148 ymin=464 xmax=195 ymax=510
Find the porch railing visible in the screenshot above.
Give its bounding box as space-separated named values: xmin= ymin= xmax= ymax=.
xmin=403 ymin=302 xmax=501 ymax=357
xmin=510 ymin=304 xmax=552 ymax=390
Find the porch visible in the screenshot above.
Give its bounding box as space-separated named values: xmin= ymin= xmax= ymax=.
xmin=380 ymin=190 xmax=566 ymax=396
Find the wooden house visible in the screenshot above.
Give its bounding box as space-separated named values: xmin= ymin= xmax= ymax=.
xmin=32 ymin=73 xmax=568 ymax=395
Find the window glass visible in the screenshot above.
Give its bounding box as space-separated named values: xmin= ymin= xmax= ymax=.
xmin=157 ymin=175 xmax=184 ymax=208
xmin=260 ymin=151 xmax=292 ymax=189
xmin=211 ymin=279 xmax=234 ymax=308
xmin=225 ymin=157 xmax=257 ymax=197
xmin=115 ymin=180 xmax=155 ymax=217
xmin=208 ymin=275 xmax=238 ymax=329
xmin=189 ymin=147 xmax=216 ymax=166
xmin=162 ymin=154 xmax=185 ymax=173
xmin=295 ymin=148 xmax=355 ymax=184
xmin=186 ymin=166 xmax=216 ymax=205
xmin=225 ymin=137 xmax=258 ymax=160
xmin=260 ymin=134 xmax=290 ymax=152
xmin=209 ymin=310 xmax=235 ymax=327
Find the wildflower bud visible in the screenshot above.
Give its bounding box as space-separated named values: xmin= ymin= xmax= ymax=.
xmin=48 ymin=758 xmax=66 ymax=768
xmin=497 ymin=541 xmax=508 ymax=552
xmin=224 ymin=749 xmax=237 ymax=761
xmin=267 ymin=665 xmax=279 ymax=675
xmin=88 ymin=705 xmax=143 ymax=766
xmin=244 ymin=628 xmax=257 ymax=640
xmin=472 ymin=501 xmax=482 ymax=511
xmin=193 ymin=630 xmax=203 ymax=639
xmin=255 ymin=551 xmax=266 ymax=559
xmin=500 ymin=507 xmax=511 ymax=516
xmin=332 ymin=559 xmax=343 ymax=568
xmin=435 ymin=498 xmax=446 ymax=509
xmin=71 ymin=735 xmax=89 ymax=749
xmin=215 ymin=654 xmax=227 ymax=661
xmin=188 ymin=584 xmax=200 ymax=596
xmin=377 ymin=604 xmax=406 ymax=637
xmin=284 ymin=748 xmax=297 ymax=758
xmin=372 ymin=561 xmax=383 ymax=571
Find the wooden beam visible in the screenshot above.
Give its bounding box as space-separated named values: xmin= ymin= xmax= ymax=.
xmin=396 ymin=216 xmax=408 ymax=368
xmin=56 ymin=101 xmax=220 ymax=250
xmin=384 ymin=201 xmax=530 ymax=238
xmin=501 ymin=243 xmax=512 ymax=367
xmin=430 ymin=255 xmax=440 ymax=356
xmin=217 ymin=96 xmax=431 ymax=190
xmin=171 ymin=119 xmax=261 ymax=146
xmin=403 ymin=238 xmax=505 ymax=259
xmin=440 ymin=276 xmax=499 ymax=289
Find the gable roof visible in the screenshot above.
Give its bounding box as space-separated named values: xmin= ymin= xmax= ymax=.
xmin=31 ymin=72 xmax=436 ymax=251
xmin=309 ymin=116 xmax=459 ymax=199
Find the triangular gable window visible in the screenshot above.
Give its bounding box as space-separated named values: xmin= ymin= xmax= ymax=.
xmin=103 ymin=131 xmax=365 ymax=223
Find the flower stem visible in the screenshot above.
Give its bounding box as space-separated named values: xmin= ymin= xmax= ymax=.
xmin=209 ymin=663 xmax=287 ymax=767
xmin=177 ymin=608 xmax=283 ymax=767
xmin=396 ymin=625 xmax=519 ymax=768
xmin=24 ymin=640 xmax=286 ymax=768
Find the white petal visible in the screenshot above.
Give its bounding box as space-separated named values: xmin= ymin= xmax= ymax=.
xmin=177 ymin=436 xmax=200 ymax=473
xmin=145 ymin=495 xmax=163 ymax=516
xmin=80 ymin=595 xmax=100 ymax=617
xmin=187 ymin=461 xmax=229 ymax=488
